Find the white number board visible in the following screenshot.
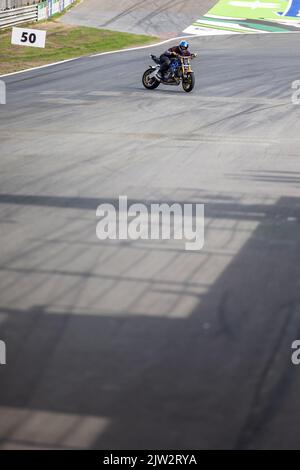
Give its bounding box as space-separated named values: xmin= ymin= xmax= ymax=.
xmin=11 ymin=27 xmax=47 ymax=48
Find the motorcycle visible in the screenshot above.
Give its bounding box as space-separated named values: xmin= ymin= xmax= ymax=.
xmin=142 ymin=53 xmax=197 ymax=93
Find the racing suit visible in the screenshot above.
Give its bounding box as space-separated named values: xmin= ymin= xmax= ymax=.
xmin=159 ymin=46 xmax=192 ymax=77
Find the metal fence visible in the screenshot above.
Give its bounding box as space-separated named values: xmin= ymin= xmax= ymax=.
xmin=0 ymin=4 xmax=37 ymax=28
xmin=0 ymin=0 xmax=41 ymax=10
xmin=0 ymin=0 xmax=75 ymax=28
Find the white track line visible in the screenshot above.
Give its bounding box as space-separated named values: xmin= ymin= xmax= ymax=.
xmin=89 ymin=35 xmax=194 ymax=57
xmin=0 ymin=57 xmax=83 ymax=79
xmin=0 ymin=35 xmax=194 ymax=79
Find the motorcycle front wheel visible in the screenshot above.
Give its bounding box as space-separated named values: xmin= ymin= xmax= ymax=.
xmin=182 ymin=73 xmax=195 ymax=93
xmin=142 ymin=69 xmax=160 ymax=90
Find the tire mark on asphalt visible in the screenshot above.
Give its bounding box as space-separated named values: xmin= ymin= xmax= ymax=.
xmin=235 ymin=300 xmax=300 ymax=449
xmin=132 ymin=0 xmax=186 ymax=28
xmin=100 ymin=0 xmax=150 ymax=27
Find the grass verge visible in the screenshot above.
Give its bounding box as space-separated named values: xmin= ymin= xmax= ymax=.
xmin=0 ymin=21 xmax=158 ymax=75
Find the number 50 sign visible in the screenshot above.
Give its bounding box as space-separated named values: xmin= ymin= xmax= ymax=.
xmin=11 ymin=27 xmax=46 ymax=48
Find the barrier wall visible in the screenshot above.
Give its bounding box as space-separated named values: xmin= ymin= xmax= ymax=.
xmin=37 ymin=0 xmax=75 ymax=21
xmin=0 ymin=0 xmax=75 ymax=28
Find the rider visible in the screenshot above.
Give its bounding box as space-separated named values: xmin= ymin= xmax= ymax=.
xmin=157 ymin=40 xmax=193 ymax=80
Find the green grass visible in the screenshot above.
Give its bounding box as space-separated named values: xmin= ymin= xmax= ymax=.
xmin=0 ymin=22 xmax=158 ymax=74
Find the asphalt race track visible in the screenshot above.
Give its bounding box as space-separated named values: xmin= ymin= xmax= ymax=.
xmin=61 ymin=0 xmax=216 ymax=36
xmin=1 ymin=32 xmax=300 ymax=449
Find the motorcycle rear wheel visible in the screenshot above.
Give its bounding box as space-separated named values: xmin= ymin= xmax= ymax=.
xmin=182 ymin=73 xmax=195 ymax=93
xmin=142 ymin=69 xmax=160 ymax=90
